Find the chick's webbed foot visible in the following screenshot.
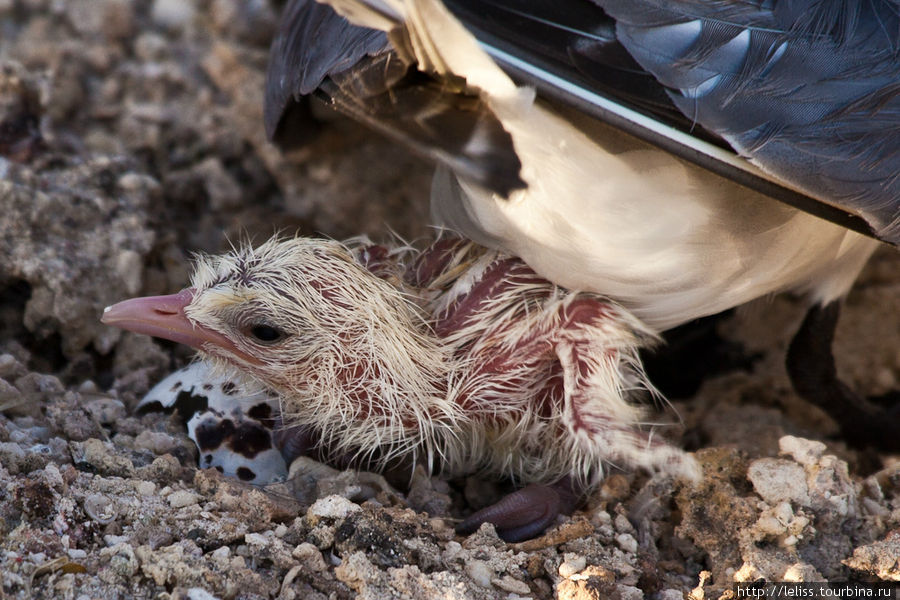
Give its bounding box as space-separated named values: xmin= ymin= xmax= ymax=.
xmin=787 ymin=301 xmax=900 ymax=452
xmin=456 ymin=480 xmax=579 ymax=542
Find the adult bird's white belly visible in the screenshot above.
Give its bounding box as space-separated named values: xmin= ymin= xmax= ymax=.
xmin=313 ymin=0 xmax=880 ymax=330
xmin=434 ymin=98 xmax=878 ymax=330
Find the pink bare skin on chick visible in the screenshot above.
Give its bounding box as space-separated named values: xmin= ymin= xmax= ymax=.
xmin=102 ymin=236 xmax=696 ymax=541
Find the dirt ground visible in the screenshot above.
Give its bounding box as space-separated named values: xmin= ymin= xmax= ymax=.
xmin=1 ymin=1 xmax=898 ymax=599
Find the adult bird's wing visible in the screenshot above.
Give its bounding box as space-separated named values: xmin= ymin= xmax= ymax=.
xmin=265 ymin=0 xmax=525 ymax=195
xmin=265 ymin=0 xmax=900 ymax=245
xmin=264 ymin=0 xmax=389 ymax=146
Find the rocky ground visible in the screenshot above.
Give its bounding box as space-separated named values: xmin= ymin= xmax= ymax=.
xmin=0 ymin=1 xmax=898 ymax=599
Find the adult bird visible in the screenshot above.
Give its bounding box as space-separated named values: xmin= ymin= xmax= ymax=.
xmin=264 ymin=0 xmax=900 ymax=450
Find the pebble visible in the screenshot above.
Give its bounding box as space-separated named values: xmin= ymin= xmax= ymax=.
xmin=151 ymin=0 xmax=196 ymax=30
xmin=779 ymin=436 xmax=826 ymax=467
xmin=104 ymin=535 xmax=130 ymax=547
xmin=614 ymin=512 xmax=634 ymax=534
xmin=306 ymin=495 xmax=361 ymax=522
xmin=15 ymin=373 xmax=65 ymax=402
xmin=0 ymin=378 xmax=23 ymax=408
xmin=83 ymin=397 xmax=127 ymax=425
xmin=756 ymin=515 xmax=784 ymax=536
xmin=244 ymin=533 xmax=268 ymax=547
xmin=442 ymin=541 xmax=463 ymax=562
xmin=291 ymin=543 xmax=327 ymax=572
xmin=117 ymin=172 xmax=161 ymax=194
xmin=8 ymin=429 xmax=29 ymax=444
xmin=616 ymin=533 xmax=638 ymax=554
xmin=0 ymin=354 xmax=22 ymax=378
xmin=492 ymin=575 xmax=531 ymax=595
xmin=465 ymin=559 xmax=493 ymax=588
xmin=77 ymin=381 xmax=99 ymax=394
xmin=558 ymin=554 xmax=586 ymax=578
xmin=139 ymin=455 xmax=184 ymax=481
xmin=84 ymin=493 xmax=117 ymax=524
xmin=773 ymin=502 xmax=794 ymax=525
xmin=617 ymin=584 xmax=645 ymax=600
xmin=167 ymin=490 xmax=201 ymax=508
xmin=185 ymin=589 xmax=221 ymax=600
xmin=30 ymin=426 xmax=50 ymax=443
xmin=133 ymin=431 xmax=177 ymax=455
xmin=136 ymin=481 xmax=156 ymax=496
xmin=70 ymin=439 xmax=135 ymax=477
xmin=747 ymin=458 xmax=810 ymax=505
xmin=592 ymin=509 xmax=612 ymax=524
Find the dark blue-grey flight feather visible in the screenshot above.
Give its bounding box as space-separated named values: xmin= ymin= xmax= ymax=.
xmin=594 ymin=0 xmax=900 ymax=243
xmin=264 ymin=0 xmax=389 ymax=143
xmin=265 ymin=0 xmax=525 ymax=195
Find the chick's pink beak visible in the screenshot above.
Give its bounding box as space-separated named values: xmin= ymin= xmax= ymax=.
xmin=101 ymin=289 xmax=261 ymax=365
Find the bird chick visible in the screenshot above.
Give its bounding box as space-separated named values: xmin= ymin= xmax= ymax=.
xmin=103 ymin=235 xmax=697 ymax=541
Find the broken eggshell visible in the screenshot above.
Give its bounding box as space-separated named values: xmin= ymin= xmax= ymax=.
xmin=138 ymin=361 xmax=288 ymax=484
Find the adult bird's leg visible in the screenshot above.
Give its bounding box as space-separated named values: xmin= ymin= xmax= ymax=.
xmin=456 ymin=478 xmax=579 ymax=542
xmin=786 ymin=301 xmax=900 ymax=452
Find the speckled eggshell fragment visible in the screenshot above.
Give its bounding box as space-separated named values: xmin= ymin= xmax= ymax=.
xmin=139 ymin=362 xmax=287 ymax=484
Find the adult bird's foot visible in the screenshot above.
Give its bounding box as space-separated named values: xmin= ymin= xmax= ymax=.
xmin=456 ymin=480 xmax=579 ymax=542
xmin=786 ymin=301 xmax=900 ymax=453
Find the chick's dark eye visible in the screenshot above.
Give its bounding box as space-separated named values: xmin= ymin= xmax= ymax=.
xmin=247 ymin=324 xmax=284 ymax=343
